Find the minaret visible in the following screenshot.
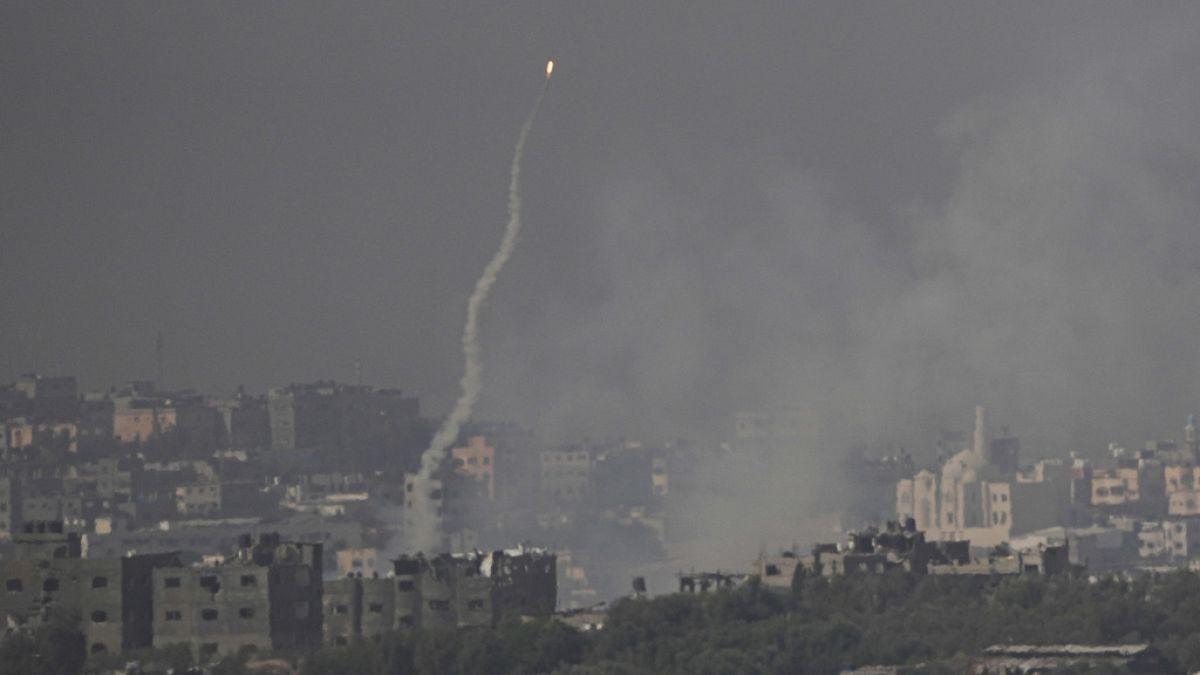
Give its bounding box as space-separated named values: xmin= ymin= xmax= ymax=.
xmin=1187 ymin=415 xmax=1197 ymax=461
xmin=973 ymin=405 xmax=988 ymax=458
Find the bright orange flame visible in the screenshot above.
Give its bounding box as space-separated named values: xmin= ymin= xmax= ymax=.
xmin=546 ymin=60 xmax=554 ymax=78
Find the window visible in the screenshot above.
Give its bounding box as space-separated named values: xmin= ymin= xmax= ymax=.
xmin=91 ymin=610 xmax=107 ymax=623
xmin=368 ymin=602 xmax=383 ymax=613
xmin=467 ymin=599 xmax=485 ymax=610
xmin=398 ymin=615 xmax=414 ymax=628
xmin=765 ymin=564 xmax=781 ymax=576
xmin=43 ymin=578 xmax=59 ymax=592
xmin=351 ymin=560 xmax=363 ymax=569
xmin=164 ymin=577 xmax=181 ymax=588
xmin=397 ymin=580 xmax=414 ymax=592
xmin=428 ymin=600 xmax=449 ymax=611
xmin=239 ymin=608 xmax=255 ymax=619
xmin=165 ymin=611 xmax=182 ymax=621
xmin=5 ymin=579 xmax=22 ymax=592
xmin=334 ymin=604 xmax=349 ymax=615
xmin=295 ymin=602 xmax=309 ymax=619
xmin=200 ymin=643 xmax=219 ymax=659
xmin=91 ymin=576 xmax=108 ymax=589
xmin=335 ymin=636 xmax=349 ymax=646
xmin=90 ymin=643 xmax=108 ymax=655
xmin=240 ymin=574 xmax=257 ymax=587
xmin=201 ymin=609 xmax=219 ymax=621
xmin=199 ymin=576 xmax=220 ymax=593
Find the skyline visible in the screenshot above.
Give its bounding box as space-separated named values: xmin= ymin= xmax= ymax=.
xmin=4 ymin=3 xmax=1200 ymax=455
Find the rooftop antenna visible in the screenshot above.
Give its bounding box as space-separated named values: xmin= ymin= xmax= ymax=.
xmin=354 ymin=358 xmax=363 ymax=386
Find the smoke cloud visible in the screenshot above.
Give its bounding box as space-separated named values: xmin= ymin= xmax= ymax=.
xmin=482 ymin=11 xmax=1200 ymax=567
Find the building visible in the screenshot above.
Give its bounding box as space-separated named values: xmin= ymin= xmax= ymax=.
xmin=452 ymin=436 xmax=495 ymax=501
xmin=212 ymin=392 xmax=270 ymax=450
xmin=323 ymin=547 xmax=556 ymax=644
xmin=267 ymin=382 xmax=421 ymax=468
xmin=540 ymin=446 xmax=591 ymax=502
xmin=0 ymin=520 xmax=180 ymax=658
xmin=335 ymin=547 xmax=385 ymax=577
xmin=1162 ymin=518 xmax=1200 ymax=560
xmin=152 ymin=534 xmax=322 ymax=662
xmin=895 ymin=407 xmax=1019 ymax=548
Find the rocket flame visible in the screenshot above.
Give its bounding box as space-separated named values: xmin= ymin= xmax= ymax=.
xmin=546 ymin=60 xmax=554 ymax=78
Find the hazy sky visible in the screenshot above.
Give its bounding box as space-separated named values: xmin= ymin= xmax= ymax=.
xmin=4 ymin=2 xmax=1199 ymax=455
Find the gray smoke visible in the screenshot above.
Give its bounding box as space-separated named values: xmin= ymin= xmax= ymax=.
xmin=407 ymin=77 xmax=550 ymax=553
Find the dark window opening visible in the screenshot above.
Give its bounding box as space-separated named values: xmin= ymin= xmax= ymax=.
xmin=91 ymin=610 xmax=107 ymax=623
xmin=201 ymin=609 xmax=219 ymax=621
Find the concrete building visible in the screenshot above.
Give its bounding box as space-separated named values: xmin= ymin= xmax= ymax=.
xmin=540 ymin=447 xmax=591 ymax=502
xmin=152 ymin=534 xmax=322 ymax=662
xmin=323 ymin=547 xmax=555 ymax=645
xmin=212 ymin=392 xmax=270 ymax=450
xmin=266 ymin=382 xmax=421 ymax=468
xmin=1162 ymin=518 xmax=1200 ymax=560
xmin=1137 ymin=523 xmax=1167 ymax=559
xmin=0 ymin=520 xmax=180 ymax=658
xmin=1169 ymin=490 xmax=1200 ymax=517
xmin=335 ymin=547 xmax=385 ymax=577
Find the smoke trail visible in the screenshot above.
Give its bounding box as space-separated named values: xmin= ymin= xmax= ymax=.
xmin=407 ymin=75 xmax=551 ymax=553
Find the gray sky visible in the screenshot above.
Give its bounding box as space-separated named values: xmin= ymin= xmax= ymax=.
xmin=4 ymin=2 xmax=1200 ymax=455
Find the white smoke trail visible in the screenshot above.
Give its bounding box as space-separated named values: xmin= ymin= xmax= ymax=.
xmin=407 ymin=77 xmax=550 ymax=553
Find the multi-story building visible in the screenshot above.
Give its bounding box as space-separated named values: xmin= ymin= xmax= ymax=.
xmin=323 ymin=548 xmax=555 ymax=645
xmin=0 ymin=520 xmax=180 ymax=658
xmin=152 ymin=534 xmax=322 ymax=662
xmin=540 ymin=447 xmax=592 ymax=502
xmin=267 ymin=382 xmax=420 ymax=462
xmin=1163 ymin=518 xmax=1200 ymax=560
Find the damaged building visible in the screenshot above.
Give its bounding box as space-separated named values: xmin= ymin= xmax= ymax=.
xmin=0 ymin=520 xmax=181 ymax=658
xmin=152 ymin=533 xmax=321 ymax=662
xmin=324 ymin=547 xmax=556 ymax=644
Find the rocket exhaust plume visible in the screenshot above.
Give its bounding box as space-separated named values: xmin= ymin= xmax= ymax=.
xmin=407 ymin=62 xmax=553 ymax=553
